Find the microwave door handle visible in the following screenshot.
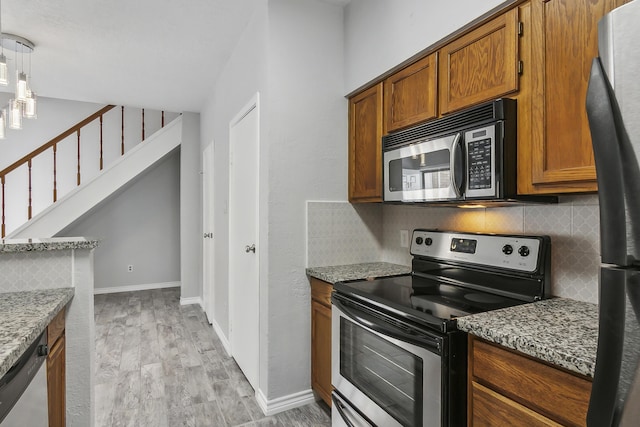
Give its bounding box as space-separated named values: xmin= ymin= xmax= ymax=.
xmin=450 ymin=133 xmax=464 ymax=198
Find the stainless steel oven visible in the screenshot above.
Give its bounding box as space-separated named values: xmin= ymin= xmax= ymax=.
xmin=331 ymin=229 xmax=551 ymax=427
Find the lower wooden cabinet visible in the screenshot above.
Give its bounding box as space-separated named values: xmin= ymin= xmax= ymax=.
xmin=468 ymin=336 xmax=592 ymax=427
xmin=311 ymin=278 xmax=333 ymax=406
xmin=47 ymin=308 xmax=66 ymax=427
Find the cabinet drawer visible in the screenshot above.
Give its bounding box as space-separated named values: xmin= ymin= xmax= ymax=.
xmin=47 ymin=307 xmax=66 ymax=348
xmin=311 ymin=278 xmax=333 ymax=307
xmin=470 ymin=381 xmax=561 ymax=427
xmin=471 ymin=338 xmax=591 ymax=427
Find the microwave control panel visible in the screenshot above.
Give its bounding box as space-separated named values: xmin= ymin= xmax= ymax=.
xmin=411 ymin=230 xmax=542 ymax=273
xmin=465 ymin=125 xmax=497 ymax=198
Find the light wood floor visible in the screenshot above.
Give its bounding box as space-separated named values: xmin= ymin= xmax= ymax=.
xmin=94 ymin=287 xmax=331 ymax=426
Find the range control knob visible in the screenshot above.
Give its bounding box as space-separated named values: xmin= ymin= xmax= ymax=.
xmin=518 ymin=246 xmax=530 ymax=257
xmin=502 ymin=244 xmax=513 ymax=255
xmin=425 ymin=237 xmax=433 ymax=246
xmin=415 ymin=237 xmax=424 ymax=245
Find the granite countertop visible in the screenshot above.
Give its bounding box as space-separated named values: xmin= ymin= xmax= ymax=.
xmin=306 ymin=262 xmax=412 ymax=284
xmin=0 ymin=237 xmax=98 ymax=253
xmin=0 ymin=288 xmax=74 ymax=378
xmin=457 ymin=297 xmax=598 ymax=378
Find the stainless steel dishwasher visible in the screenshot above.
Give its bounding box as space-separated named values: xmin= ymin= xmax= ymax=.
xmin=0 ymin=331 xmax=49 ymax=426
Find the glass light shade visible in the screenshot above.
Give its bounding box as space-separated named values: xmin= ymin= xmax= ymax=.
xmin=16 ymin=72 xmax=28 ymax=102
xmin=0 ymin=55 xmax=7 ymax=86
xmin=0 ymin=110 xmax=6 ymax=139
xmin=24 ymin=91 xmax=37 ymax=119
xmin=8 ymin=99 xmax=22 ymax=130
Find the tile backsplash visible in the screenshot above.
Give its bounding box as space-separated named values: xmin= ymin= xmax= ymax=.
xmin=0 ymin=250 xmax=73 ymax=292
xmin=307 ymin=195 xmax=601 ymax=304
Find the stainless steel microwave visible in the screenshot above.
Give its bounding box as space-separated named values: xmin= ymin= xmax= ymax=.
xmin=382 ymin=98 xmax=552 ymax=205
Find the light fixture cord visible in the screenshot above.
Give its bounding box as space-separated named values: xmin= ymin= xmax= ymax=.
xmin=0 ymin=0 xmax=4 ymax=56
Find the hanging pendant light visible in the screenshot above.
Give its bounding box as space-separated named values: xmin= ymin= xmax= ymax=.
xmin=24 ymin=90 xmax=36 ymax=118
xmin=0 ymin=109 xmax=6 ymax=139
xmin=0 ymin=0 xmax=39 ymax=135
xmin=0 ymin=53 xmax=7 ymax=86
xmin=8 ymin=98 xmax=22 ymax=130
xmin=0 ymin=0 xmax=6 ymax=86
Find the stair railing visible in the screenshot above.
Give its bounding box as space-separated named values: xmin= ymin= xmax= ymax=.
xmin=0 ymin=105 xmax=167 ymax=238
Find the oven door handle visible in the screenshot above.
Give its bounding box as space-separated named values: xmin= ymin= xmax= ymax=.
xmin=333 ymin=298 xmax=442 ymax=354
xmin=332 ymin=392 xmax=374 ymax=427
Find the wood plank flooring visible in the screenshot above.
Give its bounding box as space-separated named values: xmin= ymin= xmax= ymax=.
xmin=94 ymin=287 xmax=331 ymax=426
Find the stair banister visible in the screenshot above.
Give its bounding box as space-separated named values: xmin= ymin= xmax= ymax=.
xmin=0 ymin=105 xmax=170 ymax=238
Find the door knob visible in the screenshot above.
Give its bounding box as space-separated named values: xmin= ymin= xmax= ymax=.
xmin=245 ymin=244 xmax=256 ymax=253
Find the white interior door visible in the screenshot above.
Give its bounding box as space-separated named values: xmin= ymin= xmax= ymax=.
xmin=202 ymin=143 xmax=215 ymax=323
xmin=229 ymin=94 xmax=260 ymax=390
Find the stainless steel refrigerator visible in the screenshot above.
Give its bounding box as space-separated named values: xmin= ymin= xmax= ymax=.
xmin=586 ymin=0 xmax=640 ymax=425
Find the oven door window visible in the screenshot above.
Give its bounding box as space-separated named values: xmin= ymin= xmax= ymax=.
xmin=340 ymin=317 xmax=423 ymax=426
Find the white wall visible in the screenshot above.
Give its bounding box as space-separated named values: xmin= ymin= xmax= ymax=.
xmin=59 ymin=151 xmax=181 ymax=291
xmin=180 ymin=112 xmax=202 ymax=300
xmin=344 ymin=0 xmax=505 ymax=93
xmin=200 ymin=0 xmax=269 ymax=340
xmin=265 ymin=0 xmax=347 ymax=400
xmin=200 ymin=0 xmax=346 ymax=406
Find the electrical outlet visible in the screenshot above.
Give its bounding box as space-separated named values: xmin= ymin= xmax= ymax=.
xmin=127 ymin=265 xmax=133 ymax=272
xmin=400 ymin=230 xmax=409 ymax=248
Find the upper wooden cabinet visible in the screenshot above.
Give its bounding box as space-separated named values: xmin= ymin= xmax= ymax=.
xmin=384 ymin=53 xmax=438 ymax=133
xmin=518 ymin=0 xmax=628 ymax=194
xmin=439 ymin=9 xmax=520 ymax=115
xmin=349 ymin=82 xmax=383 ymax=202
xmin=347 ymin=0 xmax=628 ymax=200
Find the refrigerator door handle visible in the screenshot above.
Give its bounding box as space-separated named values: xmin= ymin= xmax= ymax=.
xmin=586 ymin=57 xmax=628 ymax=266
xmin=588 ymin=267 xmax=627 ymax=426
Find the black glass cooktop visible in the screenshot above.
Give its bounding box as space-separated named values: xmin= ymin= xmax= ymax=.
xmin=333 ymin=274 xmax=526 ymax=333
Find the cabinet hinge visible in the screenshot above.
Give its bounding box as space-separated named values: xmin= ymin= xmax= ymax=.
xmin=518 ymin=61 xmax=524 ymax=75
xmin=518 ymin=22 xmax=524 ymax=36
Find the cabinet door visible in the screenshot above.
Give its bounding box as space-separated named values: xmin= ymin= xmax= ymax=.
xmin=439 ymin=8 xmax=520 ymax=114
xmin=384 ymin=54 xmax=438 ymax=133
xmin=47 ymin=334 xmax=66 ymax=427
xmin=524 ymin=0 xmax=627 ymax=193
xmin=311 ymin=299 xmax=332 ymax=406
xmin=349 ymin=83 xmax=383 ymax=202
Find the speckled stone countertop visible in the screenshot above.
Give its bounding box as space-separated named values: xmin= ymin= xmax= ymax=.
xmin=306 ymin=262 xmax=411 ymax=284
xmin=0 ymin=288 xmax=74 ymax=378
xmin=0 ymin=237 xmax=98 ymax=253
xmin=457 ymin=297 xmax=598 ymax=378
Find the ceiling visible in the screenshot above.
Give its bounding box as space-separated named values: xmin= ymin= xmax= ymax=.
xmin=0 ymin=0 xmax=265 ymax=112
xmin=0 ymin=0 xmax=351 ymax=113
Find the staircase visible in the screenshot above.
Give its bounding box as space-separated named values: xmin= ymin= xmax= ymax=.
xmin=1 ymin=106 xmax=182 ymax=238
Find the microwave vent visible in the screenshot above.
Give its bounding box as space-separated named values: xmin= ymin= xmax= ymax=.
xmin=382 ymin=98 xmax=515 ymax=151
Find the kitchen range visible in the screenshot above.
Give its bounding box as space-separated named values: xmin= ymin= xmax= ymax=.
xmin=331 ymin=229 xmax=551 ymax=426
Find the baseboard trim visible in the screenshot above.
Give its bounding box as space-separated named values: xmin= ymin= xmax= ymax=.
xmin=180 ymin=296 xmax=203 ymax=306
xmin=210 ymin=318 xmax=231 ymax=356
xmin=255 ymin=388 xmax=316 ymax=416
xmin=94 ymin=281 xmax=180 ymax=295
